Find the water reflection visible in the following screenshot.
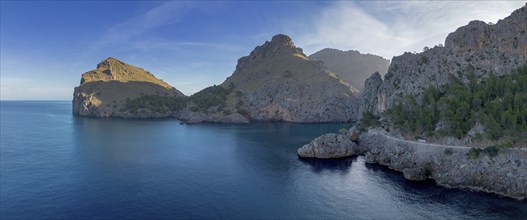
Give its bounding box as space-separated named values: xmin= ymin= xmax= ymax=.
xmin=298 ymin=156 xmax=356 ymax=173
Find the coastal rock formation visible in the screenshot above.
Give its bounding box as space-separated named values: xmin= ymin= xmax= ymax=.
xmin=73 ymin=58 xmax=183 ymax=118
xmin=360 ymin=4 xmax=527 ymax=116
xmin=297 ymin=133 xmax=355 ymax=159
xmin=222 ymin=34 xmax=360 ymax=122
xmin=309 ymin=48 xmax=390 ymax=91
xmin=357 ymin=128 xmax=527 ymax=200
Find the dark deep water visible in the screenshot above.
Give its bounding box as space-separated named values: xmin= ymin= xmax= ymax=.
xmin=1 ymin=101 xmax=526 ymax=219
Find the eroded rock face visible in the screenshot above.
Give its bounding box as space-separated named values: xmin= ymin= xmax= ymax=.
xmin=358 ymin=129 xmax=527 ymax=200
xmin=359 ymin=72 xmax=383 ymax=116
xmin=72 ymin=58 xmax=184 ymax=118
xmin=297 ymin=133 xmax=356 ymax=159
xmin=223 ymin=34 xmax=360 ymax=123
xmin=309 ymin=48 xmax=390 ymax=91
xmin=360 ymin=4 xmax=527 ymax=116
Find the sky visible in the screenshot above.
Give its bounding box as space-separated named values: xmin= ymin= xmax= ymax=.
xmin=1 ymin=1 xmax=524 ymax=100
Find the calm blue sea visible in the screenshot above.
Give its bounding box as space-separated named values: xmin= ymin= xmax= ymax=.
xmin=1 ymin=101 xmax=526 ymax=219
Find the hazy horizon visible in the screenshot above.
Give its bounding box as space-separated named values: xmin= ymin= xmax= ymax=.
xmin=1 ymin=1 xmax=524 ymax=100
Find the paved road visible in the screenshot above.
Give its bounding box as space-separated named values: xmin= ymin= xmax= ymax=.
xmin=373 ymin=129 xmax=471 ymax=149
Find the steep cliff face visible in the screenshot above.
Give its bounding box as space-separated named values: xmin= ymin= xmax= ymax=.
xmin=222 ymin=34 xmax=360 ymax=123
xmin=72 ymin=58 xmax=183 ymax=117
xmin=360 ymin=4 xmax=527 ymax=116
xmin=309 ymin=48 xmax=390 ymax=91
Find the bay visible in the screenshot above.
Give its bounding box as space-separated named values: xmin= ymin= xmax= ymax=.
xmin=1 ymin=101 xmax=526 ymax=219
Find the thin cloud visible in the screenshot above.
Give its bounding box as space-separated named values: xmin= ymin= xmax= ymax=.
xmin=99 ymin=1 xmax=195 ymax=45
xmin=128 ymin=40 xmax=244 ymax=52
xmin=292 ymin=1 xmax=525 ymax=59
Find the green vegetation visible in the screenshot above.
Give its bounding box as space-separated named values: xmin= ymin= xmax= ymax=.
xmin=385 ymin=65 xmax=527 ymax=141
xmin=468 ymin=146 xmax=500 ymax=158
xmin=444 ymin=148 xmax=454 ymax=155
xmin=338 ymin=128 xmax=348 ymax=135
xmin=122 ymin=84 xmax=240 ymax=114
xmin=189 ymin=85 xmax=231 ymax=112
xmin=122 ymin=95 xmax=188 ymax=114
xmin=359 ymin=111 xmax=381 ymax=128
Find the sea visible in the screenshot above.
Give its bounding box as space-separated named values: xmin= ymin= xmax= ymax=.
xmin=1 ymin=101 xmax=526 ymax=219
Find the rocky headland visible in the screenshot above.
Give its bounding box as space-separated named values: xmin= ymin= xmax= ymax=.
xmin=298 ymin=126 xmax=527 ymax=200
xmin=297 ymin=133 xmax=355 ymax=159
xmin=359 ymin=128 xmax=526 ymax=199
xmin=73 ymin=58 xmax=184 ymax=118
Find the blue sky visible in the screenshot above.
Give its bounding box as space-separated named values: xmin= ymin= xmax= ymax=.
xmin=1 ymin=1 xmax=524 ymax=100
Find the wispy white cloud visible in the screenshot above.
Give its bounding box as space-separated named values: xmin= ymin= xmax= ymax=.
xmin=127 ymin=39 xmax=244 ymax=52
xmin=98 ymin=1 xmax=195 ymax=45
xmin=292 ymin=1 xmax=525 ymax=59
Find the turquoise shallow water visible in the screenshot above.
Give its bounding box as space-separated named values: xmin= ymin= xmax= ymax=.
xmin=1 ymin=101 xmax=526 ymax=219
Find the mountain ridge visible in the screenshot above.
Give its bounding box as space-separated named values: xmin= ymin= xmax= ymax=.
xmin=360 ymin=3 xmax=527 ymax=117
xmin=309 ymin=48 xmax=390 ymax=91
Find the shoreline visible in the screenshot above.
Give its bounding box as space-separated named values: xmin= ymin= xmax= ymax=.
xmin=356 ymin=128 xmax=527 ymax=200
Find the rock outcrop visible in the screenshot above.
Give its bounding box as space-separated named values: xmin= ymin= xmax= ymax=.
xmin=360 ymin=4 xmax=527 ymax=116
xmin=357 ymin=128 xmax=527 ymax=200
xmin=221 ymin=34 xmax=360 ymax=123
xmin=73 ymin=58 xmax=184 ymax=118
xmin=309 ymin=48 xmax=390 ymax=91
xmin=297 ymin=133 xmax=356 ymax=159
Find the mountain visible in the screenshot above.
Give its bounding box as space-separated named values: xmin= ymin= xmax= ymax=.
xmin=72 ymin=58 xmax=184 ymax=118
xmin=309 ymin=48 xmax=390 ymax=91
xmin=360 ymin=4 xmax=527 ymax=117
xmin=73 ymin=35 xmax=360 ymax=123
xmin=219 ymin=34 xmax=360 ymax=122
xmin=359 ymin=3 xmax=527 ymax=144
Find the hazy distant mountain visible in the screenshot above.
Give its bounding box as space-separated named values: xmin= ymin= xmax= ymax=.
xmin=309 ymin=48 xmax=390 ymax=91
xmin=72 ymin=58 xmax=183 ymax=118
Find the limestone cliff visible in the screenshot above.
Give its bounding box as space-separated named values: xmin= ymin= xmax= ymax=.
xmin=309 ymin=48 xmax=390 ymax=91
xmin=220 ymin=34 xmax=360 ymax=123
xmin=72 ymin=58 xmax=184 ymax=118
xmin=360 ymin=4 xmax=527 ymax=116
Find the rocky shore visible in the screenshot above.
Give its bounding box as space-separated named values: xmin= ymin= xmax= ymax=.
xmin=299 ymin=127 xmax=527 ymax=200
xmin=297 ymin=133 xmax=355 ymax=159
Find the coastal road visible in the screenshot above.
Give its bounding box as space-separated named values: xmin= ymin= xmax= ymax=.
xmin=373 ymin=129 xmax=471 ymax=149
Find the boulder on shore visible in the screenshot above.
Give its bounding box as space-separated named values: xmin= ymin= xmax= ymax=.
xmin=297 ymin=133 xmax=356 ymax=159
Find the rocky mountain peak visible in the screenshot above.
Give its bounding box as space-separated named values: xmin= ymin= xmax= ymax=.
xmin=270 ymin=34 xmax=295 ymax=46
xmin=80 ymin=57 xmax=174 ymax=90
xmin=221 ymin=34 xmax=360 ymax=123
xmin=236 ymin=34 xmax=306 ymax=71
xmin=96 ymin=57 xmax=123 ymax=70
xmin=254 ymin=34 xmax=305 ymax=57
